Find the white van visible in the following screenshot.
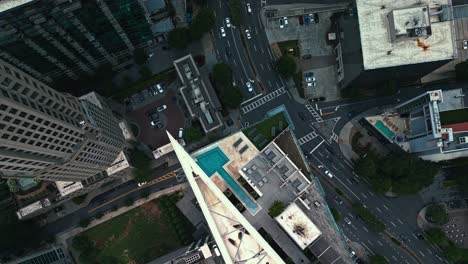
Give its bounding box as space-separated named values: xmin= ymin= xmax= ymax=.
xmin=178 ymin=128 xmax=184 ymax=139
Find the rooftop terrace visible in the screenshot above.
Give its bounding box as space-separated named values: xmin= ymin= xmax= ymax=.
xmin=356 ymin=0 xmax=456 ymax=69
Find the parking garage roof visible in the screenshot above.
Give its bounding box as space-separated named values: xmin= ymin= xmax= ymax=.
xmin=356 ymin=0 xmax=456 ymax=69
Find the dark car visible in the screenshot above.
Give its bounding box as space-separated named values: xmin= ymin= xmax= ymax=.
xmin=304 ymin=72 xmax=314 ymax=78
xmin=298 ymin=112 xmax=307 ymax=121
xmin=314 ymin=13 xmax=319 ymax=23
xmin=226 ymin=47 xmax=232 ymax=57
xmin=302 ymin=54 xmax=312 ymax=60
xmin=298 ymin=15 xmax=304 ymax=25
xmin=304 ymin=15 xmax=310 ymax=25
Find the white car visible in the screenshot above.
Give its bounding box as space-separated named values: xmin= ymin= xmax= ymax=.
xmin=246 ymin=3 xmax=252 ymax=14
xmin=306 ymin=82 xmax=317 ymax=87
xmin=225 ymin=17 xmax=231 ymax=27
xmin=156 ymin=83 xmax=163 ymax=93
xmin=246 ymin=81 xmax=253 ymax=92
xmin=279 ymin=18 xmax=284 ymax=29
xmin=325 ymin=170 xmax=333 ymax=178
xmin=137 ymin=181 xmax=147 ymax=187
xmin=220 ymin=27 xmax=226 ymax=37
xmin=283 ymin=16 xmax=288 ymax=26
xmin=305 ymin=76 xmax=316 ymax=82
xmin=344 ymin=217 xmax=352 ymax=225
xmin=463 ymin=40 xmax=468 ymax=50
xmin=178 ymin=127 xmax=184 ymax=139
xmin=245 ymin=29 xmax=251 ymax=39
xmin=157 ymin=105 xmax=167 ymax=112
xmin=313 ymin=201 xmax=321 ymax=208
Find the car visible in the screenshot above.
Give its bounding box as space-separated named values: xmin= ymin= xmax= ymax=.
xmin=150 ymin=119 xmax=161 ymax=127
xmin=178 ymin=128 xmax=184 ymax=139
xmin=151 ymin=86 xmax=158 ymax=95
xmin=246 ymin=81 xmax=253 ymax=92
xmin=298 ymin=112 xmax=307 ymax=121
xmin=156 ymin=83 xmax=163 ymax=93
xmin=148 ymin=52 xmax=154 ymax=60
xmin=220 ymin=27 xmax=226 ymax=37
xmin=344 ymin=217 xmax=352 ymax=225
xmin=305 ymin=76 xmax=316 ymax=82
xmin=246 ymin=3 xmax=252 ymax=14
xmin=318 ymin=165 xmax=324 ymax=169
xmin=310 ymin=97 xmax=325 ymax=102
xmin=225 ymin=17 xmax=231 ymax=27
xmin=279 ymin=18 xmax=284 ymax=29
xmin=463 ymin=40 xmax=468 ymax=49
xmin=283 ymin=17 xmax=288 ymax=26
xmin=298 ymin=15 xmax=304 ymax=25
xmin=157 ymin=105 xmax=167 ymax=112
xmin=325 ymin=170 xmax=333 ymax=178
xmin=306 ymin=82 xmax=317 ymax=87
xmin=304 ymin=14 xmax=310 ymax=25
xmin=302 ymin=54 xmax=312 ymax=60
xmin=138 ymin=181 xmax=147 ymax=187
xmin=212 ymin=244 xmax=221 ymax=256
xmin=225 ymin=47 xmax=232 ymax=57
xmin=333 ymin=196 xmax=343 ymax=205
xmin=314 ymin=13 xmax=319 ymax=23
xmin=146 ymin=89 xmax=153 ymax=97
xmin=304 ymin=72 xmax=314 ymax=77
xmin=245 ymin=29 xmax=251 ymax=39
xmin=313 ymin=201 xmax=321 ymax=208
xmin=309 ymin=14 xmax=314 ymax=23
xmin=350 ymin=250 xmax=356 ymax=258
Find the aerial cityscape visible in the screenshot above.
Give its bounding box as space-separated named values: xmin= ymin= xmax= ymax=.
xmin=1 ymin=0 xmax=468 ymax=263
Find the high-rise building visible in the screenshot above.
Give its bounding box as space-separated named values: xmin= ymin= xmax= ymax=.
xmin=0 ymin=58 xmax=126 ymax=183
xmin=0 ymin=0 xmax=153 ymax=83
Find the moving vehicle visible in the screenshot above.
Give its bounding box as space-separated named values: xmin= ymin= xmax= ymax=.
xmin=245 ymin=29 xmax=251 ymax=39
xmin=225 ymin=17 xmax=231 ymax=27
xmin=220 ymin=27 xmax=226 ymax=37
xmin=138 ymin=181 xmax=147 ymax=187
xmin=246 ymin=81 xmax=253 ymax=92
xmin=225 ymin=47 xmax=232 ymax=57
xmin=325 ymin=170 xmax=333 ymax=178
xmin=157 ymin=105 xmax=167 ymax=112
xmin=246 ymin=3 xmax=252 ymax=14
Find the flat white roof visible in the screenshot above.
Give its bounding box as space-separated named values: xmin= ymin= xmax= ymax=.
xmin=275 ymin=203 xmax=322 ymax=250
xmin=356 ymin=0 xmax=456 ymax=69
xmin=55 ymin=181 xmax=83 ymax=197
xmin=0 ymin=0 xmax=34 ymax=13
xmin=106 ymin=151 xmax=130 ymax=175
xmin=16 ymin=198 xmax=50 ymax=219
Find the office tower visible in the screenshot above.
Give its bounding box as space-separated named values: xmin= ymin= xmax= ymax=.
xmin=0 ymin=0 xmax=153 ymax=83
xmin=0 ymin=58 xmax=126 ymax=183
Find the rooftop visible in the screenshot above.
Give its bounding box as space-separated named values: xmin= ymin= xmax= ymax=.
xmin=55 ymin=181 xmax=83 ymax=197
xmin=173 ymin=55 xmax=223 ymax=133
xmin=275 ymin=203 xmax=322 ymax=249
xmin=356 ymin=0 xmax=456 ymax=70
xmin=106 ymin=151 xmax=130 ymax=176
xmin=0 ymin=0 xmax=34 ymax=13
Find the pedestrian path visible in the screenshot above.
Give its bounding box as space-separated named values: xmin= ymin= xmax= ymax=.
xmin=241 ymin=87 xmax=286 ymax=114
xmin=306 ymin=104 xmax=323 ymax=122
xmin=298 ymin=131 xmax=318 ymax=145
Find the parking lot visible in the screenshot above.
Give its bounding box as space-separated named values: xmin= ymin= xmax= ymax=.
xmin=443 ymin=209 xmax=468 ymax=248
xmin=261 ymin=5 xmax=341 ymax=101
xmin=126 ymin=83 xmax=186 ymax=150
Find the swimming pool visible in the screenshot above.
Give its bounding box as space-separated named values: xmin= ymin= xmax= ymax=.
xmin=375 ymin=120 xmax=395 ymax=139
xmin=196 ymin=147 xmax=258 ymax=213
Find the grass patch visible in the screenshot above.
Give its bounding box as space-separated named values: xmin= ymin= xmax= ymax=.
xmin=439 ymin=109 xmax=468 ymax=126
xmin=243 ymin=112 xmax=288 ymax=149
xmin=79 ymin=195 xmax=192 ymax=264
xmin=293 ymin=71 xmax=304 ymax=98
xmin=443 ymin=180 xmax=459 ymax=188
xmin=351 ymin=131 xmax=371 ymax=157
xmin=277 ymin=40 xmax=299 ymax=57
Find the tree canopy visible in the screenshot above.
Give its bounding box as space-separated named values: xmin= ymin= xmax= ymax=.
xmin=352 ymin=204 xmax=386 ymax=232
xmin=426 ymin=204 xmax=449 ymax=225
xmin=221 ymin=86 xmax=243 ymax=109
xmin=184 ymin=122 xmax=205 ymax=143
xmin=168 ymin=28 xmax=191 ymax=49
xmin=455 ymin=60 xmax=468 ymax=81
xmin=269 ymin=200 xmax=286 ymax=217
xmin=354 ymin=152 xmax=438 ymax=194
xmin=276 ymin=55 xmax=297 ymax=78
xmin=369 ymin=255 xmax=389 ymax=264
xmin=211 ymin=63 xmax=242 ymax=109
xmin=229 ymin=0 xmax=242 ymax=26
xmin=133 ymin=48 xmax=147 ymax=65
xmin=189 ymin=9 xmax=215 ymax=40
xmin=129 ymin=150 xmax=151 ymax=183
xmin=212 ymin=63 xmax=233 ymax=88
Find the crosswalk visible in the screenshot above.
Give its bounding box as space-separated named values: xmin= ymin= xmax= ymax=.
xmin=298 ymin=131 xmax=318 ymax=145
xmin=328 ymin=132 xmax=339 ymax=143
xmin=305 ymin=104 xmax=323 ymax=122
xmin=241 ymin=87 xmax=286 ymax=114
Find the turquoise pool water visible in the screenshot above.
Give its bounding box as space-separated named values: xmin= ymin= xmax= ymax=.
xmin=375 ymin=120 xmax=395 ymax=139
xmin=196 ymin=147 xmax=258 ymax=212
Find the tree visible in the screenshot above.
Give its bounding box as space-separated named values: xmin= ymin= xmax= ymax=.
xmin=139 ymin=65 xmax=152 ymax=79
xmin=6 ymin=179 xmax=19 ymax=193
xmin=426 ymin=204 xmax=449 ymax=225
xmin=0 ymin=207 xmax=36 ymax=254
xmin=190 ymin=9 xmax=215 ymax=40
xmin=455 ymin=60 xmax=468 ymax=81
xmin=99 ymin=255 xmax=124 ymax=264
xmin=133 ymin=48 xmax=147 ymax=65
xmin=229 ymin=0 xmax=242 ymax=26
xmin=352 ymin=204 xmax=385 ymax=232
xmin=129 ymin=150 xmax=151 ymax=183
xmin=168 ymin=28 xmax=191 ymax=49
xmin=185 ymin=122 xmax=204 ymax=143
xmin=330 ymin=207 xmax=341 ymax=222
xmin=425 ymin=227 xmax=449 ymax=247
xmin=79 ymin=218 xmax=91 ymax=228
xmin=269 ymin=200 xmax=286 ymax=217
xmin=276 ymin=55 xmax=296 ymax=78
xmin=193 ymin=0 xmax=207 ymax=6
xmin=369 ymin=255 xmax=389 ymax=264
xmin=125 ymin=197 xmax=134 ymax=207
xmin=221 ymin=86 xmax=243 ymax=109
xmin=72 ymin=235 xmax=93 ymax=252
xmin=212 ymin=63 xmax=233 ymax=88
xmin=72 ymin=194 xmax=87 ymax=205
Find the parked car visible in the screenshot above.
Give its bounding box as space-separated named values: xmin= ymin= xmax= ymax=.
xmin=306 ymin=82 xmax=317 ymax=87
xmin=309 ymin=13 xmax=314 ymax=23
xmin=157 ymin=105 xmax=167 ymax=112
xmin=226 ymin=47 xmax=232 ymax=57
xmin=225 ymin=17 xmax=231 ymax=27
xmin=314 ymin=13 xmax=319 ymax=23
xmin=178 ymin=128 xmax=184 ymax=139
xmin=313 ymin=201 xmax=321 ymax=208
xmin=333 ymin=196 xmax=343 ymax=205
xmin=246 ymin=81 xmax=253 ymax=92
xmin=279 ymin=18 xmax=284 ymax=29
xmin=246 ymin=3 xmax=252 ymax=14
xmin=138 ymin=181 xmax=147 ymax=187
xmin=464 ymin=40 xmax=468 ymax=50
xmin=304 ymin=72 xmax=314 ymax=77
xmin=344 ymin=217 xmax=352 ymax=225
xmin=220 ymin=27 xmax=226 ymax=37
xmin=304 ymin=14 xmax=310 ymax=25
xmin=156 ymin=83 xmax=163 ymax=93
xmin=298 ymin=15 xmax=304 ymax=25
xmin=325 ymin=170 xmax=333 ymax=178
xmin=245 ymin=29 xmax=251 ymax=39
xmin=302 ymin=54 xmax=312 ymax=60
xmin=305 ymin=76 xmax=316 ymax=82
xmin=283 ymin=16 xmax=288 ymax=26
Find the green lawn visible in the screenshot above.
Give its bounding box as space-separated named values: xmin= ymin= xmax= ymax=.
xmin=79 ymin=196 xmax=192 ymax=264
xmin=277 ymin=40 xmax=299 ymax=57
xmin=243 ymin=112 xmax=288 ymax=149
xmin=440 ymin=109 xmax=468 ymax=125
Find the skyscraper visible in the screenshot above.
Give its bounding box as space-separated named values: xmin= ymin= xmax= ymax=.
xmin=0 ymin=58 xmax=126 ymax=184
xmin=0 ymin=0 xmax=153 ymax=83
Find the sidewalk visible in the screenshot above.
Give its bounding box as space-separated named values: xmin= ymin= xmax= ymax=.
xmin=57 ymin=183 xmax=188 ymax=253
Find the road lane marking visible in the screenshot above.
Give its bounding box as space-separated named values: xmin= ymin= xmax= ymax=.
xmin=390 ymin=221 xmax=397 ymax=227
xmin=268 ymin=81 xmax=272 ymax=87
xmin=261 ymin=47 xmax=265 ymax=54
xmin=309 ymin=139 xmax=325 ymax=153
xmin=316 ymin=151 xmax=324 ymax=157
xmin=363 ymin=226 xmax=369 ymax=232
xmin=361 ymin=242 xmax=374 ymax=254
xmin=397 ymin=218 xmax=404 ymax=224
xmin=377 ymin=240 xmax=383 ymax=246
xmin=219 ymin=0 xmax=221 ymax=8
xmin=426 ymin=248 xmax=433 ymax=254
xmin=254 ymin=44 xmax=257 ymax=52
xmin=233 ymin=59 xmax=238 ymax=67
xmin=419 ymin=251 xmax=425 ymax=257
xmin=368 ymin=190 xmax=375 ymax=197
xmin=227 ymin=39 xmax=231 ymax=47
xmin=260 ymin=63 xmax=264 ymax=71
xmin=392 ymin=256 xmax=398 ymax=261
xmin=367 ymin=240 xmax=374 ymax=246
xmin=376 ymin=207 xmax=382 ymax=213
xmin=216 ymin=49 xmax=220 ymax=55
xmin=331 ymin=164 xmax=339 ymax=171
xmin=224 ymin=54 xmax=228 ymax=61
xmin=383 ymin=204 xmax=389 ymax=210
xmin=267 ymin=47 xmax=274 ymax=60
xmin=361 ymin=192 xmax=368 ymax=199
